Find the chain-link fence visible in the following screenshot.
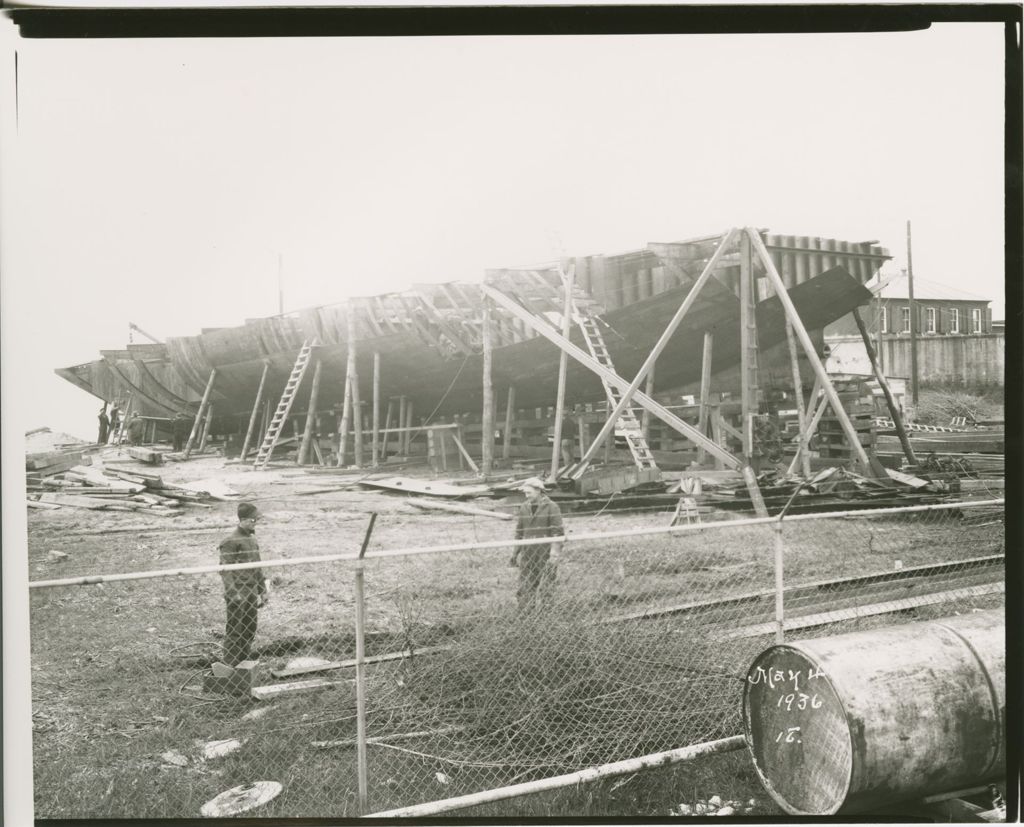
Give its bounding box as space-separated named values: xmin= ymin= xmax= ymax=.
xmin=28 ymin=498 xmax=1004 ymax=819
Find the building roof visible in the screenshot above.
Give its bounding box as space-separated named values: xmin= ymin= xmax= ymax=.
xmin=865 ymin=273 xmax=990 ymax=303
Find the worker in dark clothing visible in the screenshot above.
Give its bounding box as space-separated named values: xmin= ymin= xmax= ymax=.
xmin=126 ymin=412 xmax=145 ymax=446
xmin=108 ymin=405 xmax=121 ymax=443
xmin=172 ymin=412 xmax=192 ymax=452
xmin=97 ymin=406 xmax=110 ymax=445
xmin=218 ymin=502 xmax=269 ymax=666
xmin=510 ymin=477 xmax=564 ymax=611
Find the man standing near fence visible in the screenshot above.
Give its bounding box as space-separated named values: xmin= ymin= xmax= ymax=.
xmin=218 ymin=502 xmax=270 ymax=666
xmin=510 ymin=477 xmax=564 ymax=611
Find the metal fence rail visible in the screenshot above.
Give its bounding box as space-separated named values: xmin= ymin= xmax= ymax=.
xmin=28 ymin=499 xmax=1004 ymax=819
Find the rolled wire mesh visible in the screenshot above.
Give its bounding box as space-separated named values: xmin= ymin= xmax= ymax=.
xmin=28 ymin=498 xmax=1004 ymax=818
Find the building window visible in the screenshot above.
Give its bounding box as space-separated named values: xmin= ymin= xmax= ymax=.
xmin=972 ymin=308 xmax=982 ymax=333
xmin=926 ymin=307 xmax=936 ymax=333
xmin=950 ymin=307 xmax=960 ymax=334
xmin=901 ymin=307 xmax=911 ymax=333
xmin=880 ymin=306 xmax=888 ymax=333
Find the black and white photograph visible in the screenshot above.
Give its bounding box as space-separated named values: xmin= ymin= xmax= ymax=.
xmin=1 ymin=6 xmax=1017 ymax=822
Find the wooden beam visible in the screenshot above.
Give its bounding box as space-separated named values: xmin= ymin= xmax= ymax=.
xmin=404 ymin=399 xmax=414 ymax=455
xmin=372 ymin=352 xmax=381 ymax=467
xmin=357 ymin=299 xmax=385 ymax=338
xmin=746 ymin=228 xmax=873 ymax=473
xmin=739 ymin=232 xmax=755 ymax=459
xmin=697 ymin=331 xmax=713 ymax=464
xmin=183 ymin=369 xmax=216 ymax=458
xmin=372 ymin=296 xmax=400 ymax=335
xmin=382 ymin=399 xmax=395 ymax=460
xmin=397 ymin=396 xmax=407 ymax=455
xmin=337 ymin=348 xmax=353 ymax=467
xmin=502 ymin=386 xmax=515 ymax=461
xmin=199 ymin=403 xmax=214 ymax=451
xmin=480 ymin=283 xmax=740 ymax=469
xmin=240 ymin=361 xmax=270 ymax=460
xmin=641 ymin=365 xmax=655 ymax=441
xmin=481 ymin=304 xmax=494 ymax=475
xmin=348 ymin=308 xmax=363 ymax=469
xmin=298 ymin=358 xmax=323 ymax=465
xmin=852 ymin=307 xmax=917 ymax=465
xmin=784 ymin=321 xmax=811 ymax=478
xmin=550 ymin=228 xmax=742 ymax=474
xmin=550 ymin=263 xmax=575 ymax=480
xmin=412 ymin=289 xmax=474 ymax=355
xmin=397 ymin=295 xmax=446 ymax=351
xmin=450 ymin=431 xmax=479 ymax=474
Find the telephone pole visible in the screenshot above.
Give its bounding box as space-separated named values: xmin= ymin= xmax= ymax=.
xmin=906 ymin=221 xmax=919 ymax=406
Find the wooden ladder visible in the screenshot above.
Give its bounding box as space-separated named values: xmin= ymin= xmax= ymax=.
xmin=253 ymin=340 xmax=316 ymax=470
xmin=574 ymin=310 xmax=658 ymax=472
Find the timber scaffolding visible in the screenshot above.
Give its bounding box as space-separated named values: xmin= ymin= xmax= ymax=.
xmin=56 ymin=228 xmax=898 ymax=511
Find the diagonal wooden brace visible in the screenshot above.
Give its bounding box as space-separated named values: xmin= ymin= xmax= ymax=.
xmin=744 ymin=228 xmax=873 ymax=473
xmin=479 ymin=284 xmax=741 ymax=470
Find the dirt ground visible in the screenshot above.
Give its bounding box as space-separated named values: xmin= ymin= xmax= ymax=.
xmin=26 ymin=448 xmax=1004 ymax=819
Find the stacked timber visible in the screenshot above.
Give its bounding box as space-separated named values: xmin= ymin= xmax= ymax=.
xmin=816 ymin=379 xmax=876 ymax=462
xmin=26 ymin=465 xmax=221 ymax=515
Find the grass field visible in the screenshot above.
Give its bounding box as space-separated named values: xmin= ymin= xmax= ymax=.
xmin=26 ymin=454 xmax=1004 ymax=818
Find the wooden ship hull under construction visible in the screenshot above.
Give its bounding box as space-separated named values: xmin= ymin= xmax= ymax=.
xmin=56 ymin=232 xmax=888 ymax=437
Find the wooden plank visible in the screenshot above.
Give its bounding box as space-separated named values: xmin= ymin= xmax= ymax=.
xmin=250 ymin=677 xmax=350 ymax=700
xmin=298 ymin=358 xmax=323 ymax=465
xmin=271 ymin=644 xmax=453 ymax=679
xmin=125 ymin=446 xmax=164 ymax=465
xmin=27 ymin=500 xmax=62 ymax=510
xmin=39 ymin=493 xmax=114 ymax=510
xmin=885 ymin=468 xmax=930 ymax=489
xmin=407 ymin=499 xmax=513 ymax=521
xmin=718 ymin=581 xmax=1005 ymax=641
xmin=359 ymin=476 xmax=491 ymax=498
xmin=449 ymin=432 xmax=479 ymax=474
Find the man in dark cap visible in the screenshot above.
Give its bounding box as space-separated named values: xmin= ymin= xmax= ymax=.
xmin=126 ymin=412 xmax=145 ymax=446
xmin=171 ymin=411 xmax=192 ymax=453
xmin=510 ymin=477 xmax=564 ymax=611
xmin=218 ymin=502 xmax=269 ymax=666
xmin=97 ymin=406 xmax=110 ymax=445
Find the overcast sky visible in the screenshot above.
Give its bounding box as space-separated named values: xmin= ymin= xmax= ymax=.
xmin=1 ymin=22 xmax=1006 ymax=442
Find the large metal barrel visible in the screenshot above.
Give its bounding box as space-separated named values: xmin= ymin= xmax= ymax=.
xmin=742 ymin=610 xmax=1004 ymax=815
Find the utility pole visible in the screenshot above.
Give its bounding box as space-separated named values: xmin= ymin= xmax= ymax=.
xmin=906 ymin=221 xmax=919 ymax=407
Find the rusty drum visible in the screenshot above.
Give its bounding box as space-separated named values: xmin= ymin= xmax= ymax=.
xmin=742 ymin=610 xmax=1004 ymax=815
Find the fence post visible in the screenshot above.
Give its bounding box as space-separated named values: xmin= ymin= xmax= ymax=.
xmin=355 ymin=512 xmax=378 ymax=814
xmin=773 ymin=518 xmax=785 ymax=643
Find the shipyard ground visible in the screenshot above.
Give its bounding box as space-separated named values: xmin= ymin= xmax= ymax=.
xmin=27 ymin=451 xmax=1003 ymax=818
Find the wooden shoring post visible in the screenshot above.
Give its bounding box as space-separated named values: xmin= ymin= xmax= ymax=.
xmin=241 ymin=361 xmax=270 ymax=460
xmin=347 ymin=305 xmax=363 ymax=468
xmin=641 ymin=365 xmax=655 ymax=441
xmin=697 ymin=331 xmax=714 ymax=465
xmin=298 ymin=357 xmax=323 ymax=465
xmin=550 ymin=228 xmax=741 ymax=476
xmin=852 ymin=307 xmax=917 ymax=466
xmin=739 ymin=231 xmax=756 ymax=460
xmin=382 ymin=399 xmax=395 ymax=461
xmin=481 ymin=304 xmax=495 ymax=475
xmin=786 ymin=376 xmax=824 ymax=476
xmin=746 ymin=228 xmax=873 ymax=474
xmin=403 ymin=400 xmax=414 ymax=455
xmin=784 ymin=322 xmax=812 ymax=479
xmin=372 ymin=352 xmax=381 ymax=468
xmin=451 ymin=429 xmax=479 ymax=474
xmin=480 ymin=283 xmax=740 ymax=469
xmin=199 ymin=403 xmax=214 ymax=452
xmin=337 ymin=357 xmax=353 ymax=468
xmin=183 ymin=369 xmax=216 ymax=459
xmin=260 ymin=399 xmax=270 ymax=446
xmin=502 ymin=386 xmax=516 ymax=461
xmin=398 ymin=397 xmax=408 ymax=456
xmin=710 ymin=407 xmax=725 ymax=470
xmin=549 ymin=262 xmax=575 ymax=481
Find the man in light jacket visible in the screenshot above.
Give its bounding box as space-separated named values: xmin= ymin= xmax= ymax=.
xmin=510 ymin=477 xmax=564 ymax=611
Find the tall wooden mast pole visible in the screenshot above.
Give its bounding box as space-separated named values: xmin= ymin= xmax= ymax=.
xmin=549 ymin=263 xmax=575 ymax=481
xmin=371 ymin=352 xmax=381 ymax=468
xmin=906 ymin=220 xmax=919 ymax=407
xmin=481 ymin=303 xmax=495 ymax=475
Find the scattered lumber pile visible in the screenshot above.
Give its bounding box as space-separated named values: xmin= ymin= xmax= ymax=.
xmin=26 ymin=464 xmax=223 ymax=515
